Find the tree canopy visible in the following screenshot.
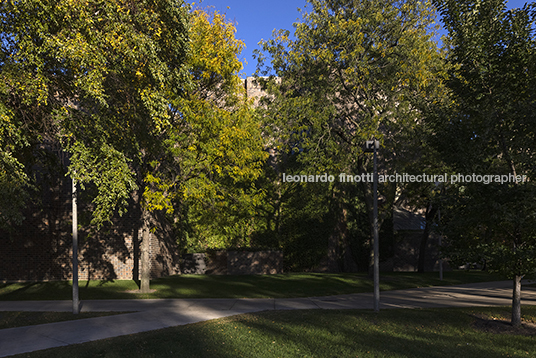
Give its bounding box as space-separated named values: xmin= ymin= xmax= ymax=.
xmin=433 ymin=0 xmax=536 ymax=326
xmin=142 ymin=9 xmax=268 ymax=252
xmin=255 ymin=0 xmax=449 ymax=270
xmin=1 ymin=1 xmax=270 ymax=293
xmin=0 ymin=0 xmax=191 ymax=227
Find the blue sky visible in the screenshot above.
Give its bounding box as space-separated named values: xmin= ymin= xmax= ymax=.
xmin=196 ymin=0 xmax=532 ymax=77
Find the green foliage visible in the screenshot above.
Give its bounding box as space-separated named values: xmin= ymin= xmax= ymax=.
xmin=141 ymin=9 xmax=268 ymax=252
xmin=0 ymin=100 xmax=31 ymax=230
xmin=257 ymin=0 xmax=446 ymax=154
xmin=254 ymin=0 xmax=449 ymax=269
xmin=0 ymin=153 xmax=30 ymax=230
xmin=433 ymin=0 xmax=536 ymax=279
xmin=0 ymin=0 xmax=192 ymax=227
xmin=276 ymin=181 xmax=335 ymax=271
xmin=441 ymin=183 xmax=536 ymax=276
xmin=70 ymin=141 xmax=137 ymax=219
xmin=1 ymin=2 xmax=268 ymax=256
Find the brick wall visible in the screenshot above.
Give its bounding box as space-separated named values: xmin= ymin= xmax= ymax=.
xmin=0 ymin=169 xmax=180 ymax=281
xmin=181 ymin=250 xmax=284 ymax=275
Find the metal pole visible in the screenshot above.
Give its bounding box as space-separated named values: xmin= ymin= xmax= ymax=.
xmin=438 ymin=209 xmax=443 ymax=281
xmin=373 ymin=141 xmax=380 ymax=312
xmin=72 ymin=176 xmax=79 ymax=314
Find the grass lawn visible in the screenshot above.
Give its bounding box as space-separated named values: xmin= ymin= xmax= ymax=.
xmin=0 ymin=311 xmax=130 ymax=330
xmin=10 ymin=306 xmax=536 ymax=358
xmin=0 ymin=271 xmax=506 ymax=301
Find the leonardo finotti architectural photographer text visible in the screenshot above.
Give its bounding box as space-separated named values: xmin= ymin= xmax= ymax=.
xmin=282 ymin=173 xmax=528 ymax=184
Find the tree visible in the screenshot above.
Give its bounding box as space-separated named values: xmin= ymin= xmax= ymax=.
xmin=142 ymin=9 xmax=268 ymax=253
xmin=1 ymin=1 xmax=266 ymax=289
xmin=0 ymin=100 xmax=31 ymax=231
xmin=433 ymin=0 xmax=536 ymax=326
xmin=255 ymin=0 xmax=448 ymax=270
xmin=1 ymin=0 xmax=192 ymax=292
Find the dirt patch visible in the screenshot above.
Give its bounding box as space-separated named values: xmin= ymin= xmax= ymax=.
xmin=471 ymin=314 xmax=536 ymax=335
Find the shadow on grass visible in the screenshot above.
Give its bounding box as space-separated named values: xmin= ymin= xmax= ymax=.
xmin=151 ymin=273 xmax=375 ymax=299
xmin=15 ymin=308 xmax=536 ymax=358
xmin=0 ymin=282 xmax=72 ymax=300
xmin=205 ymin=309 xmax=536 ymax=358
xmin=0 ymin=280 xmax=140 ymax=301
xmin=0 ymin=271 xmax=507 ymax=301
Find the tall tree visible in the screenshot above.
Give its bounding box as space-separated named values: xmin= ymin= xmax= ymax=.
xmin=143 ymin=9 xmax=268 ymax=253
xmin=433 ymin=0 xmax=536 ymax=326
xmin=1 ymin=1 xmax=266 ymax=288
xmin=255 ymin=0 xmax=448 ymax=270
xmin=1 ymin=0 xmax=191 ymax=292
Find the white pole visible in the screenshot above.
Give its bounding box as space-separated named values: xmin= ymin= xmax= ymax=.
xmin=72 ymin=175 xmax=79 ymax=314
xmin=438 ymin=208 xmax=443 ymax=281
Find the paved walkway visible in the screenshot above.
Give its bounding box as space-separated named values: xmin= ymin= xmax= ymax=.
xmin=1 ymin=280 xmax=536 ymax=357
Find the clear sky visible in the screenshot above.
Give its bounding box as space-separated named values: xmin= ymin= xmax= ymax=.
xmin=195 ymin=0 xmax=532 ymax=78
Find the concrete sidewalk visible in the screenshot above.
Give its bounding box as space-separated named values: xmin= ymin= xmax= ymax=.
xmin=1 ymin=280 xmax=535 ymax=357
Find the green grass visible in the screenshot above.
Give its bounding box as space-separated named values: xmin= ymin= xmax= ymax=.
xmin=0 ymin=271 xmax=506 ymax=301
xmin=10 ymin=306 xmax=536 ymax=358
xmin=0 ymin=311 xmax=130 ymax=330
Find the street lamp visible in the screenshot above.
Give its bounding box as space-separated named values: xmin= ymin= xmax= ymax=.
xmin=438 ymin=208 xmax=443 ymax=281
xmin=364 ymin=139 xmax=380 ymax=312
xmin=72 ymin=175 xmax=79 ymax=314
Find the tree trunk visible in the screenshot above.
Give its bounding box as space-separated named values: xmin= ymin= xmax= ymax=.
xmin=512 ymin=275 xmax=522 ymax=327
xmin=418 ymin=204 xmax=438 ymax=273
xmin=140 ymin=209 xmax=151 ymax=293
xmin=133 ymin=227 xmax=140 ymax=286
xmin=340 ymin=207 xmax=358 ymax=272
xmin=417 ymin=226 xmax=429 ymax=273
xmin=325 ymin=227 xmax=341 ymax=272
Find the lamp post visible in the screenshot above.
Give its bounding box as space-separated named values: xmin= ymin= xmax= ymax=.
xmin=365 ymin=139 xmax=380 ymax=312
xmin=72 ymin=175 xmax=79 ymax=314
xmin=434 ymin=182 xmax=443 ymax=281
xmin=438 ymin=208 xmax=443 ymax=281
